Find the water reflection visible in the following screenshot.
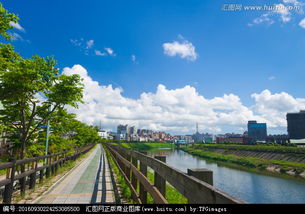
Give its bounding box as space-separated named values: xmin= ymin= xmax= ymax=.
xmin=147 ymin=148 xmax=305 ymax=203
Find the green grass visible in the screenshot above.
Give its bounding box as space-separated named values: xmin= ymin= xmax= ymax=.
xmin=146 ymin=171 xmax=187 ymax=204
xmin=199 ymin=144 xmax=305 ymax=154
xmin=111 ymin=142 xmax=175 ymax=152
xmin=103 ymin=145 xmax=134 ymax=204
xmin=104 ymin=144 xmax=187 ymax=204
xmin=182 ymin=146 xmax=305 ymax=176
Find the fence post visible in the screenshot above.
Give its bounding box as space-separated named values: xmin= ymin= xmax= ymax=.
xmin=131 ymin=156 xmax=138 ymax=191
xmin=125 ymin=153 xmax=131 ymax=181
xmin=29 ymin=154 xmax=38 ymax=189
xmin=3 ymin=158 xmax=16 ymax=204
xmin=46 ymin=153 xmax=51 ymax=178
xmin=74 ymin=147 xmax=78 ymax=160
xmin=187 ymin=168 xmax=213 ymax=204
xmin=51 ymin=154 xmax=55 ymax=175
xmin=58 ymin=153 xmax=62 ymax=168
xmin=63 ymin=150 xmax=67 ymax=164
xmin=39 ymin=167 xmax=44 ymax=184
xmin=187 ymin=168 xmax=213 ymax=185
xmin=154 ymin=156 xmax=166 ymax=198
xmin=139 ymin=152 xmax=148 ymax=204
xmin=55 ymin=154 xmax=59 ymax=174
xmin=19 ymin=162 xmax=26 ymax=196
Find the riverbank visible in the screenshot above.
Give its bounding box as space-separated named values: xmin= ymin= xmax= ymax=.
xmin=111 ymin=142 xmax=174 ymax=152
xmin=182 ymin=145 xmax=305 ymax=180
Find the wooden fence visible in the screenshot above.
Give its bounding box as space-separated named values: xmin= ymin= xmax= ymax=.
xmin=0 ymin=144 xmax=95 ymax=204
xmin=104 ymin=143 xmax=245 ymax=204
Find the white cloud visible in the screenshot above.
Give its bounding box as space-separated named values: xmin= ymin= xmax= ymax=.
xmin=105 ymin=48 xmax=116 ymax=56
xmin=95 ymin=50 xmax=106 ymax=56
xmin=10 ymin=32 xmax=23 ymax=41
xmin=131 ymin=54 xmax=138 ymax=64
xmin=248 ymin=1 xmax=305 ymax=26
xmin=251 ymin=90 xmax=305 ymax=128
xmin=268 ymin=76 xmax=276 ymax=80
xmin=70 ymin=38 xmax=117 ymax=57
xmin=274 ymin=3 xmax=292 ymax=22
xmin=70 ymin=38 xmax=83 ymax=47
xmin=283 ymin=0 xmax=298 ymax=4
xmin=163 ymin=37 xmax=197 ymax=61
xmin=9 ymin=21 xmax=25 ymax=32
xmin=86 ymin=40 xmax=94 ymax=49
xmin=251 ymin=13 xmax=275 ymax=26
xmin=61 ymin=65 xmax=305 ymax=134
xmin=299 ymin=17 xmax=305 ymax=28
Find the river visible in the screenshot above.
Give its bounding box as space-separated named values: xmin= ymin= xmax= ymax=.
xmin=148 ymin=148 xmax=305 ymax=204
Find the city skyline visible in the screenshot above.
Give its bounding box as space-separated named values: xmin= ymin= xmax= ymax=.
xmin=3 ymin=0 xmax=305 ymax=135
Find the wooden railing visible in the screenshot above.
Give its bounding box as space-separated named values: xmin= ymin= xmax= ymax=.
xmin=0 ymin=144 xmax=95 ymax=204
xmin=104 ymin=143 xmax=245 ymax=204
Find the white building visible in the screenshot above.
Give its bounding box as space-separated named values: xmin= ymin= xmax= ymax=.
xmin=98 ymin=130 xmax=108 ymax=139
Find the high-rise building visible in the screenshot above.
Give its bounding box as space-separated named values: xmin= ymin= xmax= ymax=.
xmin=129 ymin=126 xmax=137 ymax=135
xmin=247 ymin=121 xmax=267 ymax=142
xmin=117 ymin=124 xmax=128 ymax=135
xmin=192 ymin=123 xmax=204 ymax=142
xmin=287 ymin=110 xmax=305 ymax=139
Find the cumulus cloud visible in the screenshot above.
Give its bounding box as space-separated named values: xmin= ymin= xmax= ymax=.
xmin=9 ymin=21 xmax=25 ymax=32
xmin=251 ymin=90 xmax=305 ymax=128
xmin=163 ymin=36 xmax=197 ymax=61
xmin=61 ymin=65 xmax=305 ymax=134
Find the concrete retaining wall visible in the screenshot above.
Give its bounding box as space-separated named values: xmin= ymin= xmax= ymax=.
xmin=206 ymin=148 xmax=305 ymax=163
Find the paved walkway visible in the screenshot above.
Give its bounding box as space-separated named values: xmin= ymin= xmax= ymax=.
xmin=35 ymin=144 xmax=115 ymax=204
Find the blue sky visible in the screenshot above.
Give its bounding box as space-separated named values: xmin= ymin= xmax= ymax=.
xmin=3 ymin=0 xmax=305 ymax=134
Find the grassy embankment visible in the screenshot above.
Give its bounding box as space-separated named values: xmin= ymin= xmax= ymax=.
xmin=201 ymin=144 xmax=305 ymax=154
xmin=111 ymin=142 xmax=175 ymax=152
xmin=105 ymin=143 xmax=187 ymax=204
xmin=182 ymin=144 xmax=305 ymax=176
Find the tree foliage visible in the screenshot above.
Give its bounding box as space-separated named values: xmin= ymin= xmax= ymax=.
xmin=0 ymin=3 xmax=18 ymax=40
xmin=27 ymin=108 xmax=100 ymax=156
xmin=0 ymin=4 xmax=95 ymax=159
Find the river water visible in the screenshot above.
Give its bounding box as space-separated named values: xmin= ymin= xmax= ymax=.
xmin=148 ymin=148 xmax=305 ymax=204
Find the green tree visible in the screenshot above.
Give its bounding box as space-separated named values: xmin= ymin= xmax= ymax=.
xmin=0 ymin=3 xmax=18 ymax=40
xmin=0 ymin=4 xmax=84 ymax=159
xmin=26 ymin=108 xmax=100 ymax=156
xmin=0 ymin=52 xmax=84 ymax=159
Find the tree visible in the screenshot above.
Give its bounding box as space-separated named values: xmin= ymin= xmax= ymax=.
xmin=0 ymin=4 xmax=84 ymax=159
xmin=0 ymin=52 xmax=84 ymax=159
xmin=27 ymin=108 xmax=100 ymax=156
xmin=0 ymin=3 xmax=18 ymax=40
